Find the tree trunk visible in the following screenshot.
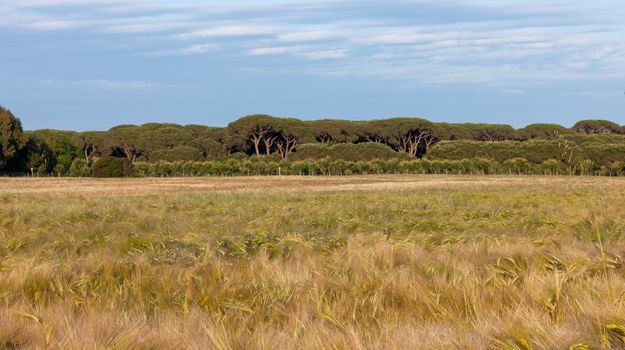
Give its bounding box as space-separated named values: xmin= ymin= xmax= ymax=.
xmin=263 ymin=134 xmax=278 ymax=155
xmin=251 ymin=137 xmax=261 ymax=156
xmin=84 ymin=145 xmax=96 ymax=166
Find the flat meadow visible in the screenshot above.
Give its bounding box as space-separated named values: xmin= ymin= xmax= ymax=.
xmin=2 ymin=175 xmax=625 ymax=349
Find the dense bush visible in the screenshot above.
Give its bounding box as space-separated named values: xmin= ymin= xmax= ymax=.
xmin=426 ymin=140 xmax=569 ymax=164
xmin=91 ymin=157 xmax=134 ymax=178
xmin=563 ymin=134 xmax=625 ymax=145
xmin=573 ymin=120 xmax=623 ymax=134
xmin=579 ymin=143 xmax=625 ymax=167
xmin=25 ymin=130 xmax=82 ymax=175
xmin=427 ymin=139 xmax=625 ymax=167
xmin=289 ymin=142 xmax=411 ymax=161
xmin=516 ymin=124 xmax=573 ymax=140
xmin=69 ymin=158 xmax=90 ymax=177
xmin=147 ymin=145 xmax=205 ymax=162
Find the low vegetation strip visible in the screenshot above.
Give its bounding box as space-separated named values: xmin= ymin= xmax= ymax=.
xmin=2 ymin=176 xmax=625 ymax=348
xmin=131 ymin=157 xmax=625 ymax=177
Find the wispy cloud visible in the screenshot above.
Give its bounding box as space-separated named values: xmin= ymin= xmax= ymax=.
xmin=23 ymin=20 xmax=82 ymax=30
xmin=249 ymin=46 xmax=296 ymax=56
xmin=3 ymin=0 xmax=625 ymax=87
xmin=297 ymin=49 xmax=348 ymax=60
xmin=101 ymin=15 xmax=193 ymax=34
xmin=142 ymin=43 xmax=221 ymax=57
xmin=177 ymin=25 xmax=276 ymax=40
xmin=248 ymin=45 xmax=347 ymax=60
xmin=277 ymin=30 xmax=336 ymax=42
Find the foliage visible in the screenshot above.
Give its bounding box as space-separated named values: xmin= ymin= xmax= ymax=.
xmin=91 ymin=156 xmax=135 ymax=177
xmin=131 ymin=156 xmax=621 ymax=177
xmin=289 ymin=142 xmax=410 ymax=162
xmin=227 ymin=114 xmax=313 ymax=157
xmin=69 ymin=158 xmax=90 ymax=177
xmin=5 ymin=105 xmax=625 ymax=176
xmin=427 ymin=139 xmax=625 ymax=169
xmin=573 ymin=119 xmax=623 ymax=134
xmin=358 ymin=118 xmax=439 ymax=157
xmin=308 ymin=119 xmax=362 ymax=143
xmin=26 ymin=130 xmax=82 ymax=175
xmin=436 ymin=123 xmax=516 ymax=141
xmin=105 ymin=125 xmax=145 ymax=161
xmin=562 ymin=133 xmax=625 ymax=145
xmin=426 ymin=140 xmax=567 ymax=163
xmin=148 ymin=146 xmax=205 ymax=162
xmin=20 ymin=137 xmax=54 ymax=175
xmin=0 ymin=106 xmax=26 ymax=171
xmin=516 ymin=123 xmax=572 ymax=140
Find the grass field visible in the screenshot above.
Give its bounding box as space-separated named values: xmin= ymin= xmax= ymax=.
xmin=2 ymin=175 xmax=625 ymax=349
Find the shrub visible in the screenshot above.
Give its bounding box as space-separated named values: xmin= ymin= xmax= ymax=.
xmin=110 ymin=157 xmax=625 ymax=178
xmin=516 ymin=124 xmax=571 ymax=140
xmin=563 ymin=134 xmax=625 ymax=145
xmin=289 ymin=143 xmax=330 ymax=160
xmin=540 ymin=159 xmax=561 ymax=175
xmin=427 ymin=140 xmax=577 ymax=164
xmin=578 ymin=143 xmax=625 ymax=167
xmin=575 ymin=159 xmax=597 ymax=176
xmin=500 ymin=158 xmax=531 ymax=175
xmin=573 ymin=120 xmax=623 ymax=134
xmin=610 ymin=162 xmax=625 ymax=176
xmin=69 ymin=158 xmax=90 ymax=177
xmin=53 ymin=163 xmax=66 ymax=176
xmin=91 ymin=157 xmax=134 ymax=178
xmin=290 ymin=142 xmax=411 ymax=161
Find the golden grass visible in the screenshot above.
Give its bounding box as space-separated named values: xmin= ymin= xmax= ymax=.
xmin=1 ymin=175 xmax=620 ymax=195
xmin=2 ymin=175 xmax=625 ymax=349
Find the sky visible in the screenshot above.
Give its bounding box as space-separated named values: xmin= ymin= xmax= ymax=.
xmin=1 ymin=0 xmax=624 ymax=131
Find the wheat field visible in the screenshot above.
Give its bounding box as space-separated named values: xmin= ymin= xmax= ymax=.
xmin=1 ymin=175 xmax=625 ymax=349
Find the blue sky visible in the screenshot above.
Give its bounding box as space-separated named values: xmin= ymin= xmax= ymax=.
xmin=1 ymin=0 xmax=624 ymax=131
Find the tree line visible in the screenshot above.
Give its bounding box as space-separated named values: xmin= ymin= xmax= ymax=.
xmin=2 ymin=105 xmax=625 ymax=176
xmin=132 ymin=157 xmax=625 ymax=178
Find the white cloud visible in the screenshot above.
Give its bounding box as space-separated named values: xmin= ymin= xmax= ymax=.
xmin=103 ymin=22 xmax=188 ymax=33
xmin=297 ymin=49 xmax=347 ymax=60
xmin=248 ymin=46 xmax=294 ymax=56
xmin=177 ymin=25 xmax=275 ymax=39
xmin=278 ymin=30 xmax=335 ymax=42
xmin=248 ymin=46 xmax=348 ymax=60
xmin=23 ymin=20 xmax=82 ymax=30
xmin=144 ymin=43 xmax=220 ymax=56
